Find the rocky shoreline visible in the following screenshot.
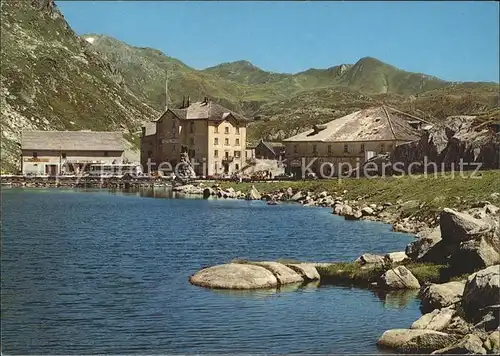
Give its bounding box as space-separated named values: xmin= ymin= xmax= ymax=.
xmin=186 ymin=182 xmax=500 ymax=354
xmin=174 ymin=181 xmax=500 ymax=235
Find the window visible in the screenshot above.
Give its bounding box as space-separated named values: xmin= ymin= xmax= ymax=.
xmin=344 ymin=144 xmax=349 ymax=153
xmin=190 ymin=137 xmax=195 ymax=146
xmin=380 ymin=143 xmax=385 ymax=153
xmin=104 ymin=151 xmax=109 ymax=157
xmin=327 ymin=145 xmax=332 ymax=154
xmin=234 ymin=151 xmax=241 ymax=158
xmin=148 ymin=150 xmax=152 ymax=158
xmin=236 ymin=127 xmax=240 ymax=134
xmin=214 ymin=162 xmax=218 ymax=172
xmin=235 ymin=138 xmax=240 ymax=146
xmin=214 ymin=126 xmax=219 ymax=134
xmin=225 ymin=138 xmax=229 ymax=146
xmin=225 ymin=127 xmax=229 ymax=134
xmin=235 ymin=163 xmax=239 ymax=170
xmin=225 ymin=151 xmax=229 ymax=159
xmin=360 ymin=144 xmax=365 ymax=153
xmin=189 ymin=121 xmax=195 ymax=133
xmin=312 ymin=145 xmax=317 ymax=154
xmin=214 ymin=150 xmax=219 ymax=158
xmin=61 ymin=152 xmax=67 ymax=159
xmin=294 ymin=145 xmax=298 ymax=153
xmin=33 ymin=152 xmax=38 ymax=158
xmin=214 ymin=137 xmax=219 ymax=145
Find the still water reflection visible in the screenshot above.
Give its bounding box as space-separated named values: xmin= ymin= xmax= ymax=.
xmin=2 ymin=188 xmax=420 ymax=354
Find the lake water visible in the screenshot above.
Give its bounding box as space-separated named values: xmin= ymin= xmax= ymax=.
xmin=1 ymin=187 xmax=421 ymax=354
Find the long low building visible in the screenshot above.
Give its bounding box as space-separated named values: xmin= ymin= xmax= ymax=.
xmin=282 ymin=106 xmax=429 ymax=177
xmin=21 ymin=130 xmax=125 ymax=176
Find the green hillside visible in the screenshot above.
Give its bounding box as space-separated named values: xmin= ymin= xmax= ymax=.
xmin=1 ymin=0 xmax=498 ymax=173
xmin=0 ymin=1 xmax=159 ymax=172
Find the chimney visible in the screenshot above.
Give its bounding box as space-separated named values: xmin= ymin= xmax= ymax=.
xmin=141 ymin=127 xmax=146 ymax=137
xmin=187 ymin=96 xmax=190 ymax=107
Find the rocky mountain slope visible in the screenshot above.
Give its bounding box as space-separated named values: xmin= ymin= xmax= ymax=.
xmin=82 ymin=34 xmax=499 ymax=143
xmin=1 ymin=0 xmax=498 ymax=172
xmin=0 ymin=1 xmax=159 ymax=172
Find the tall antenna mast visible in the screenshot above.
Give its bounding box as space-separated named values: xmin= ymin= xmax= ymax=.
xmin=165 ymin=70 xmax=169 ymax=111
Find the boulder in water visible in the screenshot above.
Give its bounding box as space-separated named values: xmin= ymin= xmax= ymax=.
xmin=189 ymin=263 xmax=278 ymax=289
xmin=377 ymin=328 xmax=460 ymax=353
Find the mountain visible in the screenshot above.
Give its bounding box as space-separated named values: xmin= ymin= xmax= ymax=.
xmin=0 ymin=1 xmax=159 ymax=172
xmin=1 ymin=0 xmax=498 ymax=172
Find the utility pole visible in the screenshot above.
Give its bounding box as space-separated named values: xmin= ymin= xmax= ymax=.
xmin=165 ymin=70 xmax=169 ymax=111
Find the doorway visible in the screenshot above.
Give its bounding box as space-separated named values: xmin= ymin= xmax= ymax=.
xmin=45 ymin=164 xmax=58 ymax=176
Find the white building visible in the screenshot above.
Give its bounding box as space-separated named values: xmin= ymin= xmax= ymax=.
xmin=21 ymin=131 xmax=124 ymax=176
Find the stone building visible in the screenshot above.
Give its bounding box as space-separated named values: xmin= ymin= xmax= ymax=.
xmin=253 ymin=139 xmax=285 ymax=161
xmin=140 ymin=97 xmax=250 ymax=176
xmin=282 ymin=106 xmax=427 ymax=177
xmin=21 ymin=131 xmax=124 ymax=176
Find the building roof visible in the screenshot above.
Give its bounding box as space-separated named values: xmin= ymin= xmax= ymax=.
xmin=21 ymin=131 xmax=125 ymax=151
xmin=283 ymin=106 xmax=424 ymax=143
xmin=156 ymin=100 xmax=250 ymax=123
xmin=258 ymin=140 xmax=285 ymax=155
xmin=143 ymin=122 xmax=157 ymax=136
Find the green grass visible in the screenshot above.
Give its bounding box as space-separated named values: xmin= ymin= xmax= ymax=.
xmin=401 ymin=262 xmax=449 ymax=284
xmin=317 ymin=262 xmax=388 ymax=286
xmin=317 ymin=261 xmax=462 ymax=287
xmin=218 ymin=171 xmax=500 ymax=222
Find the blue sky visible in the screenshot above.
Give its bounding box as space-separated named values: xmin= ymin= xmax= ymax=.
xmin=57 ymin=1 xmax=499 ymax=82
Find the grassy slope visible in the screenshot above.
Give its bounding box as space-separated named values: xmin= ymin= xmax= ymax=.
xmin=219 ymin=171 xmax=500 ymax=221
xmin=0 ymin=2 xmax=159 ymax=171
xmin=83 ymin=35 xmax=499 ymax=133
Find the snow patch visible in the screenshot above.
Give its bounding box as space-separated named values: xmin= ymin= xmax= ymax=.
xmin=84 ymin=36 xmax=96 ymax=44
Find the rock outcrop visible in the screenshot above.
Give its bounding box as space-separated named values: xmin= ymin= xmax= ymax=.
xmin=411 ymin=307 xmax=456 ymax=331
xmin=189 ymin=263 xmax=278 ymax=289
xmin=189 ymin=261 xmax=320 ymax=290
xmin=420 ymin=281 xmax=466 ymax=313
xmin=252 ymin=262 xmax=304 ymax=285
xmin=378 ymin=266 xmax=421 ymax=289
xmin=355 ymin=253 xmax=385 ymax=265
xmin=406 ymin=206 xmax=499 ymax=273
xmin=431 ymin=333 xmax=487 ymax=355
xmin=384 ymin=251 xmax=408 ymax=264
xmin=377 ymin=329 xmax=460 ymax=353
xmin=286 ymin=263 xmax=321 ymax=281
xmin=461 ymin=265 xmax=500 ymax=329
xmin=440 ymin=208 xmax=492 ymax=243
xmin=391 ymin=115 xmax=500 ymax=173
xmin=246 ymin=185 xmax=261 ymax=200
